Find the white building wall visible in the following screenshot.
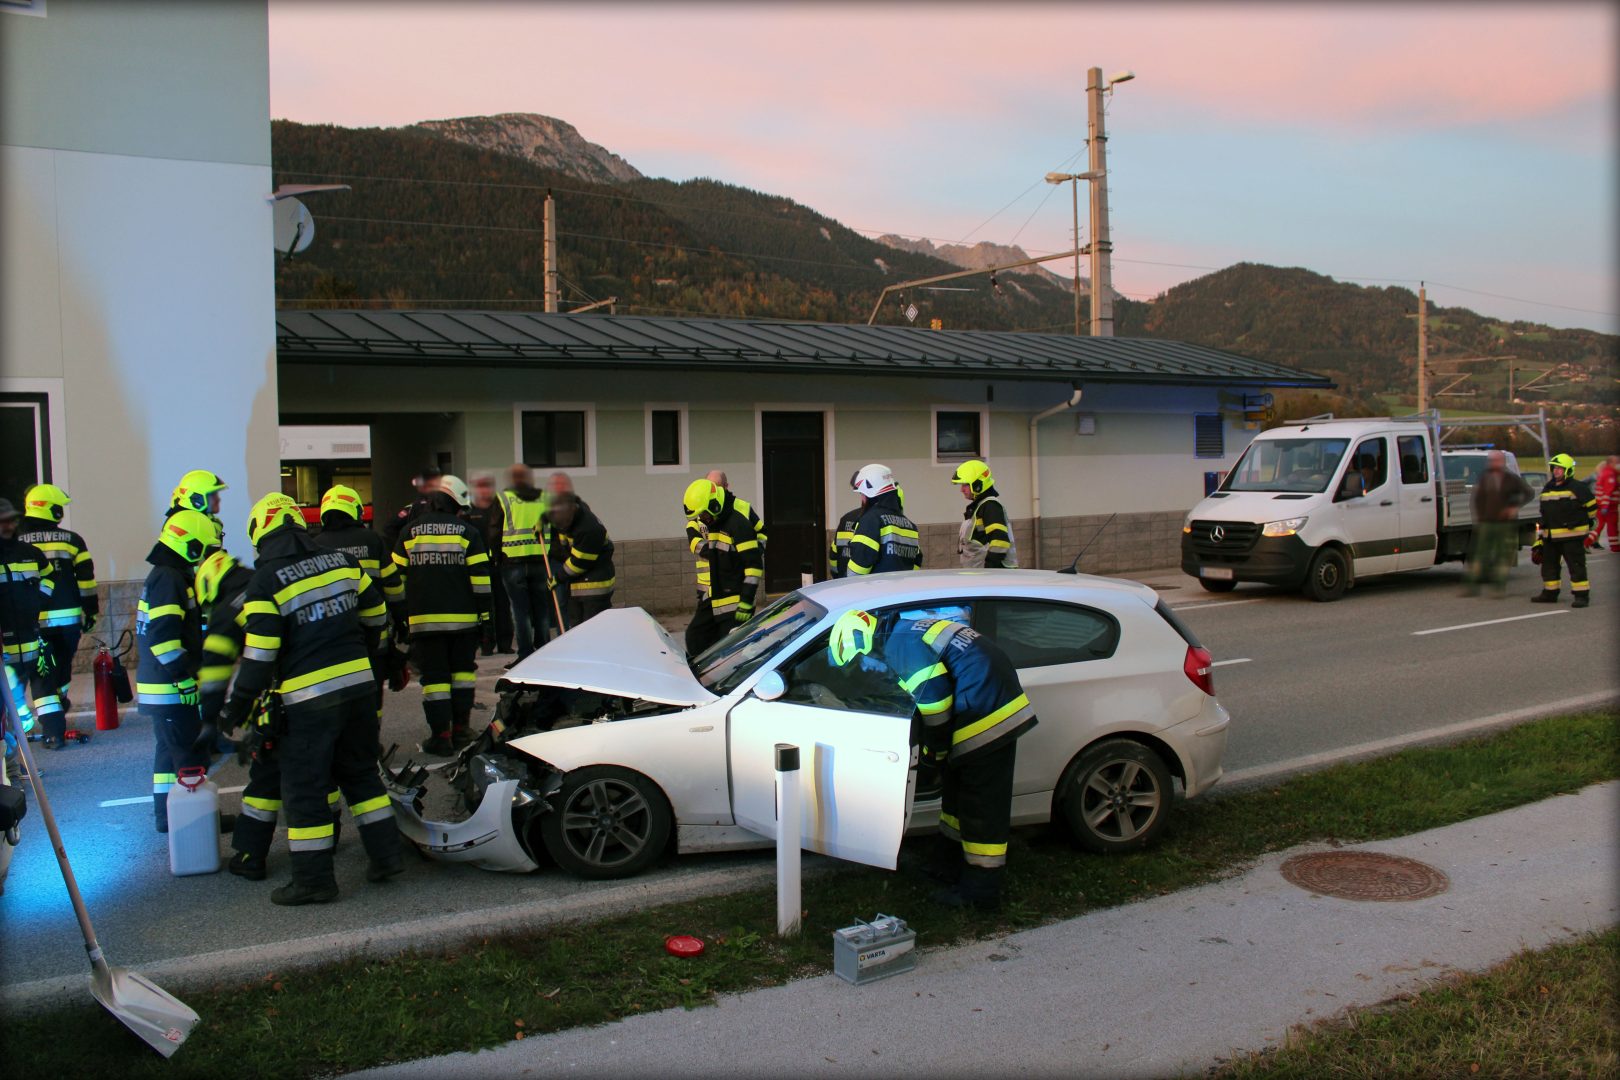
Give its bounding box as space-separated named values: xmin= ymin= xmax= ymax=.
xmin=1 ymin=0 xmax=277 ymax=582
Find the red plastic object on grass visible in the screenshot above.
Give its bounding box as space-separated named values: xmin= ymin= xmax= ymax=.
xmin=93 ymin=647 xmax=120 ymax=731
xmin=664 ymin=935 xmax=705 ymax=958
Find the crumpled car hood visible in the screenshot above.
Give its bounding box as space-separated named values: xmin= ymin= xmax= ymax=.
xmin=499 ymin=607 xmax=718 ymax=708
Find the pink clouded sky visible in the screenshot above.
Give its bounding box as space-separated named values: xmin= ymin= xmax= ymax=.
xmin=269 ymin=2 xmax=1616 ymax=330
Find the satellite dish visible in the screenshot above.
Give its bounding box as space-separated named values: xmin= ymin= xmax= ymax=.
xmin=272 ymin=197 xmax=315 ymax=258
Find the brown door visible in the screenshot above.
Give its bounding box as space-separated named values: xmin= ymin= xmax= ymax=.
xmin=760 ymin=411 xmax=827 ymax=593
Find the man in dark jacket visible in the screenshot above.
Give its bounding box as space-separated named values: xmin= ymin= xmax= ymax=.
xmin=136 ymin=509 xmax=217 ymax=832
xmin=682 ymin=479 xmax=763 ymax=655
xmin=382 ymin=466 xmax=441 ymax=554
xmin=16 ymin=484 xmax=99 ymax=719
xmin=1464 ymin=451 xmax=1535 ymax=595
xmin=950 ymin=459 xmax=1018 ymax=568
xmin=548 ymin=492 xmax=615 ymax=625
xmin=314 ymin=484 xmax=405 ymax=717
xmin=468 ymin=473 xmax=513 ymax=655
xmin=392 ymin=476 xmax=491 ymax=754
xmin=1 ymin=498 xmax=59 ymax=749
xmin=219 ymin=493 xmax=400 ymax=905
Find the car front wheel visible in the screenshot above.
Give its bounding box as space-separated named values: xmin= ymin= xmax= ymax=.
xmin=539 ymin=766 xmax=672 ymax=879
xmin=1199 ymin=577 xmax=1238 ymax=593
xmin=1059 ymin=739 xmax=1173 ymax=854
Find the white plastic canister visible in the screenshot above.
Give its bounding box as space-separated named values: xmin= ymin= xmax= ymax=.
xmin=167 ymin=766 xmax=221 ymax=876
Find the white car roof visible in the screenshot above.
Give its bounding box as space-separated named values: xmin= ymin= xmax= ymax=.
xmin=799 ymin=568 xmax=1159 ymax=611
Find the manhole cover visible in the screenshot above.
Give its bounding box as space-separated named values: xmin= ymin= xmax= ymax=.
xmin=1279 ymin=851 xmax=1449 ymax=902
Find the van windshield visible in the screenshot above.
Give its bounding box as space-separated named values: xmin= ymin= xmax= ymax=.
xmin=1222 ymin=437 xmax=1350 ymax=493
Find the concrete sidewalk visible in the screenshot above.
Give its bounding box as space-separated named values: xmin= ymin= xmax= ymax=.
xmin=357 ymin=782 xmax=1618 ymax=1080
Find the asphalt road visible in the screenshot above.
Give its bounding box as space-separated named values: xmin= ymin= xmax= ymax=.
xmin=2 ymin=554 xmax=1615 ymax=993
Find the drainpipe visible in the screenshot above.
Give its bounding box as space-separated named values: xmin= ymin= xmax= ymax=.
xmin=1029 ymin=384 xmax=1084 ymax=569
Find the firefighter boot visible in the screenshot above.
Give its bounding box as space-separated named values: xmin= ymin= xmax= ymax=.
xmin=366 ymin=854 xmax=405 ymax=883
xmin=922 ymin=833 xmax=964 ymax=885
xmin=228 ymin=851 xmax=267 ymax=881
xmin=930 ymin=865 xmax=1002 ymax=912
xmin=1531 ymin=589 xmax=1559 ymax=603
xmin=271 ymin=879 xmax=339 ymax=906
xmin=1572 ymin=593 xmax=1590 ymax=608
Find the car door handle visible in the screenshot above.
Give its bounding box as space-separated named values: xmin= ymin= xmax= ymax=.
xmin=866 ymin=749 xmax=901 ymax=763
xmin=1420 ymin=496 xmax=1433 ymax=502
xmin=1380 ymin=500 xmax=1393 ymax=506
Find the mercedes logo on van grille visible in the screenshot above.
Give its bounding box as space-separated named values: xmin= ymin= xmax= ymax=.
xmin=1210 ymin=525 xmax=1226 ymax=543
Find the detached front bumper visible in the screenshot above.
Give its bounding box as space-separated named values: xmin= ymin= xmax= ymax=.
xmin=1182 ymin=533 xmax=1313 ymax=588
xmin=385 ymin=775 xmax=542 ymax=874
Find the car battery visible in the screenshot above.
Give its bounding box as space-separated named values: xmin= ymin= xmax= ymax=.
xmin=832 ymin=914 xmax=915 ymax=985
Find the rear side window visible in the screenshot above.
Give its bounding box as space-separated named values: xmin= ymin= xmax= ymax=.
xmin=1397 ymin=435 xmax=1429 ymax=484
xmin=974 ymin=600 xmax=1119 ymax=668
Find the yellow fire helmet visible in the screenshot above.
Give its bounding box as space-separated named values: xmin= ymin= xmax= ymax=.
xmin=1549 ymin=453 xmax=1577 ymax=474
xmin=244 ymin=492 xmax=305 ymax=549
xmin=194 ymin=549 xmax=240 ymax=608
xmin=171 ymin=469 xmax=229 ymax=513
xmin=23 ymin=483 xmax=71 ymax=522
xmin=159 ymin=509 xmax=220 ymax=565
xmin=682 ymin=478 xmax=723 ymax=520
xmin=320 ymin=484 xmax=364 ymax=522
xmin=949 ymin=459 xmax=994 ymax=497
xmin=828 ymin=609 xmax=879 ymax=667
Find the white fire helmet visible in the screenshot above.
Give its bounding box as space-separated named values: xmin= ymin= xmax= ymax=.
xmin=852 ymin=464 xmax=897 ymax=499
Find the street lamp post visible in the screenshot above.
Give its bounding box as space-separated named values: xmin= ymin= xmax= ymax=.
xmin=1046 ymin=68 xmax=1133 ymax=338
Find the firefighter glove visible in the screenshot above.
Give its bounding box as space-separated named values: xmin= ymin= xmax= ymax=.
xmin=81 ymin=614 xmax=97 ymax=634
xmin=190 ymin=722 xmax=219 ymax=757
xmin=1586 ymin=532 xmax=1598 ymax=549
xmin=176 ymin=677 xmax=199 ymax=708
xmin=1530 ymin=545 xmax=1543 ymax=565
xmin=34 ymin=642 xmax=55 ymax=682
xmin=388 ymin=647 xmax=412 ymax=693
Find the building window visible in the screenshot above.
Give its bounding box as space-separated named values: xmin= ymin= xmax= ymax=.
xmin=0 ymin=391 xmax=53 ymax=503
xmin=1193 ymin=414 xmax=1225 ymax=459
xmin=934 ymin=408 xmax=984 ymax=463
xmin=519 ymin=410 xmax=587 ymax=469
xmin=645 ymin=404 xmax=688 ymax=473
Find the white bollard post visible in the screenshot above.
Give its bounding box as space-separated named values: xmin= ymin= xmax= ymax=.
xmin=775 ymin=742 xmax=802 ymax=937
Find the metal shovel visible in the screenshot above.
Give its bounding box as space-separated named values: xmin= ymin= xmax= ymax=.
xmin=3 ymin=683 xmax=198 ymax=1057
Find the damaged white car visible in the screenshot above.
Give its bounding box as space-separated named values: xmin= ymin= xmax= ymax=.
xmin=383 ymin=569 xmax=1230 ymax=880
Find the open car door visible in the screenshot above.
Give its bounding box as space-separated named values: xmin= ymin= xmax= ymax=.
xmin=729 ymin=696 xmax=912 ymax=870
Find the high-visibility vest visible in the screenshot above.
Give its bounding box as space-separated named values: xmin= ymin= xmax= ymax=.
xmin=499 ymin=491 xmax=548 ymax=559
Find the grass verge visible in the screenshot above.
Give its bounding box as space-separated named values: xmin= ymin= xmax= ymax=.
xmin=1215 ymin=928 xmax=1619 ymax=1079
xmin=4 ymin=709 xmax=1616 ymax=1078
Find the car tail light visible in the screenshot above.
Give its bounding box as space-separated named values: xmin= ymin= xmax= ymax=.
xmin=1183 ymin=645 xmax=1214 ymax=695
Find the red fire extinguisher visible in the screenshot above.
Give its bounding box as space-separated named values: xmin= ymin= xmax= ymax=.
xmin=94 ymin=646 xmax=120 ymax=731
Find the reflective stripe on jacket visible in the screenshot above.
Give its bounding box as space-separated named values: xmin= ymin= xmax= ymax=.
xmin=135 ymin=545 xmax=202 ymax=705
xmin=555 ymin=498 xmax=616 ymax=595
xmin=959 ymin=489 xmax=1018 ymax=569
xmin=392 ymin=511 xmax=492 ymax=632
xmin=1538 ymin=476 xmax=1596 ymax=540
xmin=696 ymin=492 xmax=762 ymax=613
xmin=1 ymin=536 xmax=55 ymax=666
xmin=829 ymin=506 xmax=864 ymax=578
xmin=883 ymin=617 xmax=1036 ymax=764
xmin=314 ymin=522 xmax=404 ymax=604
xmin=15 ymin=519 xmax=98 ymax=627
xmin=223 ymin=527 xmax=388 ymax=713
xmin=847 ymin=492 xmax=921 ymax=576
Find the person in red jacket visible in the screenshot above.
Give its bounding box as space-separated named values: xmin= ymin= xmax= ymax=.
xmin=1593 ymin=454 xmax=1619 ymax=554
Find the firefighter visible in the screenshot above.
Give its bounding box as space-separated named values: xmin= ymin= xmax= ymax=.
xmin=215 ymin=493 xmax=400 ymax=905
xmin=382 ymin=465 xmax=441 ymax=553
xmin=951 ymin=459 xmax=1018 ymax=568
xmin=167 ymin=469 xmax=229 ymax=549
xmin=392 ymin=475 xmax=491 ymax=755
xmin=828 ymin=476 xmax=864 ymax=579
xmin=846 ymin=465 xmax=921 ymax=576
xmin=547 ymin=491 xmax=615 ymax=625
xmin=136 ymin=509 xmax=217 ymax=832
xmin=498 ymin=464 xmax=552 ymax=661
xmin=705 ymin=470 xmax=768 ymax=550
xmin=314 ymin=485 xmax=406 ymax=714
xmin=1 ymin=498 xmax=59 ymax=750
xmin=692 ymin=470 xmax=767 ymax=598
xmin=682 ymin=479 xmax=764 ymax=656
xmin=15 ymin=485 xmax=97 ymax=739
xmin=1531 ymin=453 xmax=1597 ymax=608
xmin=194 ymin=549 xmax=344 ymax=881
xmin=828 ymin=608 xmax=1037 ymax=911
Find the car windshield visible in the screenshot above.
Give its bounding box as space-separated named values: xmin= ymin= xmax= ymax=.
xmin=692 ymin=592 xmax=828 ymax=696
xmin=1222 ymin=436 xmax=1350 ymax=493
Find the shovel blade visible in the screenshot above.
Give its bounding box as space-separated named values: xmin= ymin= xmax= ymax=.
xmin=90 ymin=964 xmax=199 ymax=1058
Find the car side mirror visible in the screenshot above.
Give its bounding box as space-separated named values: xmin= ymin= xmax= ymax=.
xmin=754 ymin=671 xmax=786 ymax=702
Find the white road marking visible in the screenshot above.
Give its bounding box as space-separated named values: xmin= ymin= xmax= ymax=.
xmin=1412 ymin=610 xmax=1569 ymax=636
xmin=1219 ymin=690 xmax=1620 ymax=789
xmin=1171 ymin=598 xmax=1266 ymax=611
xmin=100 ymin=784 xmax=244 ymax=809
xmin=1212 ymin=658 xmax=1252 ymax=667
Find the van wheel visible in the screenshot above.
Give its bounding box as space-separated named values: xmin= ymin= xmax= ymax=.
xmin=539 ymin=766 xmax=671 ymax=880
xmin=1199 ymin=578 xmax=1238 ymax=593
xmin=1303 ymin=547 xmax=1348 ymax=602
xmin=1059 ymin=740 xmax=1173 ymax=854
